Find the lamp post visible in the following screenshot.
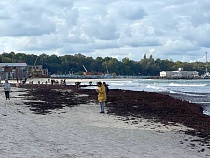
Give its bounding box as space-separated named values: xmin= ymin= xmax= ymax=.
xmin=205 ymin=52 xmax=208 ymax=74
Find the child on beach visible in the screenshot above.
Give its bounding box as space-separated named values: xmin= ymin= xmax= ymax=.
xmin=96 ymin=82 xmax=106 ymax=113
xmin=3 ymin=79 xmax=11 ymax=100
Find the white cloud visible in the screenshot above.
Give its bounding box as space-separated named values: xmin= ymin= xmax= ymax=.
xmin=113 ymin=2 xmax=147 ymax=20
xmin=0 ymin=0 xmax=210 ymax=62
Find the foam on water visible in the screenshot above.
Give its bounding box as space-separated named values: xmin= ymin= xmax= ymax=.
xmin=83 ymin=79 xmax=210 ymax=95
xmin=192 ymin=101 xmax=210 ymax=104
xmin=169 ymin=83 xmax=207 ymax=87
xmin=203 ymin=111 xmax=210 ymax=116
xmin=169 ymin=91 xmax=206 ymax=97
xmin=145 ymin=85 xmax=168 ymax=92
xmin=105 ymin=79 xmax=210 ymax=115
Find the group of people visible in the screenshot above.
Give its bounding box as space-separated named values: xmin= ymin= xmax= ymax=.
xmin=1 ymin=79 xmax=110 ymax=114
xmin=96 ymin=82 xmax=109 ymax=113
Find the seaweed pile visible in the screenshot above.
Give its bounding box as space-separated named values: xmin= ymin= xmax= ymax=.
xmin=19 ymin=84 xmax=210 ymax=143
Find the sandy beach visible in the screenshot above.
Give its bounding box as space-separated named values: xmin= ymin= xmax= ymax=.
xmin=0 ymin=84 xmax=210 ymax=158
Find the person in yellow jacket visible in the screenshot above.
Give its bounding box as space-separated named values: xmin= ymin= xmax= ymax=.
xmin=96 ymin=82 xmax=106 ymax=113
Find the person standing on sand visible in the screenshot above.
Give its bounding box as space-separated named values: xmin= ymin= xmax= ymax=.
xmin=3 ymin=79 xmax=11 ymax=100
xmin=103 ymin=82 xmax=109 ymax=95
xmin=103 ymin=82 xmax=109 ymax=103
xmin=96 ymin=82 xmax=106 ymax=113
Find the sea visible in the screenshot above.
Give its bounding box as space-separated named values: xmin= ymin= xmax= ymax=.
xmin=78 ymin=78 xmax=210 ymax=116
xmin=27 ymin=78 xmax=210 ymax=116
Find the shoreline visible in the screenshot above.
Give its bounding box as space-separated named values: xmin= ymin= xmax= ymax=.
xmin=162 ymin=92 xmax=210 ymax=116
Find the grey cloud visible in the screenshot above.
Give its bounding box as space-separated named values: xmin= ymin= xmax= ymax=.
xmin=180 ymin=23 xmax=210 ymax=49
xmin=47 ymin=0 xmax=74 ymax=8
xmin=63 ymin=8 xmax=79 ymax=26
xmin=160 ymin=1 xmax=210 ymax=28
xmin=83 ymin=19 xmax=120 ymax=40
xmin=0 ymin=9 xmax=11 ymax=20
xmin=0 ymin=19 xmax=55 ymax=36
xmin=110 ymin=2 xmax=147 ymax=20
xmin=119 ymin=6 xmax=147 ymax=20
xmin=0 ymin=0 xmax=79 ymax=37
xmin=89 ymin=40 xmax=119 ymax=50
xmin=0 ymin=2 xmax=55 ymax=36
xmin=17 ymin=35 xmax=62 ymax=51
xmin=57 ymin=44 xmax=94 ymax=55
xmin=119 ymin=37 xmax=161 ymax=47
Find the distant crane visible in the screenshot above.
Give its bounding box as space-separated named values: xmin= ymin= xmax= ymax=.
xmin=34 ymin=56 xmax=39 ymax=66
xmin=83 ymin=65 xmax=88 ymax=72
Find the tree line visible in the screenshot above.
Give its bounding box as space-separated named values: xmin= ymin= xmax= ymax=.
xmin=0 ymin=52 xmax=208 ymax=76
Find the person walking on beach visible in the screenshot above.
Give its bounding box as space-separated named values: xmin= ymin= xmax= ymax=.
xmin=3 ymin=79 xmax=11 ymax=100
xmin=96 ymin=82 xmax=106 ymax=113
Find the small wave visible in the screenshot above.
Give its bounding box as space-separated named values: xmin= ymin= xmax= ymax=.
xmin=203 ymin=110 xmax=210 ymax=116
xmin=110 ymin=80 xmax=135 ymax=86
xmin=192 ymin=101 xmax=210 ymax=104
xmin=168 ymin=90 xmax=178 ymax=94
xmin=146 ymin=85 xmax=168 ymax=92
xmin=171 ymin=91 xmax=206 ymax=96
xmin=169 ymin=83 xmax=207 ymax=87
xmin=110 ymin=83 xmax=124 ymax=86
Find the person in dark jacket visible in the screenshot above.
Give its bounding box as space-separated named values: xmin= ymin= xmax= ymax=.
xmin=103 ymin=82 xmax=109 ymax=95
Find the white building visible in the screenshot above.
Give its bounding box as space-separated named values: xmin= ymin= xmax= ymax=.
xmin=160 ymin=68 xmax=199 ymax=78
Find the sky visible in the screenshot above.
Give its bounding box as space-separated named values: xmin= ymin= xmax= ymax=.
xmin=0 ymin=0 xmax=210 ymax=62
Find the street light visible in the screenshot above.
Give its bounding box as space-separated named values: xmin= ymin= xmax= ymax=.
xmin=205 ymin=52 xmax=208 ymax=74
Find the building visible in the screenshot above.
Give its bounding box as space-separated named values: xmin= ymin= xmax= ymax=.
xmin=0 ymin=63 xmax=28 ymax=80
xmin=160 ymin=68 xmax=199 ymax=78
xmin=83 ymin=72 xmax=103 ymax=76
xmin=27 ymin=65 xmax=49 ymax=78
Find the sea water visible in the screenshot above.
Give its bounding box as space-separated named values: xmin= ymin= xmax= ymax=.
xmin=76 ymin=78 xmax=210 ymax=116
xmin=26 ymin=78 xmax=210 ymax=116
xmin=104 ymin=79 xmax=210 ymax=116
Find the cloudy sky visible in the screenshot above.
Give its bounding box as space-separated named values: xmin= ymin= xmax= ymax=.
xmin=0 ymin=0 xmax=210 ymax=62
